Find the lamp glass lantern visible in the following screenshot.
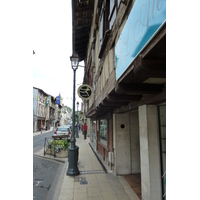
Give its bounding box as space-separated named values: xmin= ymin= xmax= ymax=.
xmin=76 ymin=101 xmax=79 ymax=108
xmin=70 ymin=52 xmax=79 ymax=70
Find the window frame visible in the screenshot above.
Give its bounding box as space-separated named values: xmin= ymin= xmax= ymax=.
xmin=99 ymin=0 xmax=119 ymax=58
xmin=99 ymin=119 xmax=107 ymax=147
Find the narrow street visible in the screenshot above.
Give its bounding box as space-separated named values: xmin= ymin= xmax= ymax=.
xmin=33 ymin=131 xmax=53 ymax=154
xmin=33 ymin=131 xmax=66 ymax=200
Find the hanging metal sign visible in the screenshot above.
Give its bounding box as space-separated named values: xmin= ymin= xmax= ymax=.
xmin=77 ymin=84 xmax=93 ymax=100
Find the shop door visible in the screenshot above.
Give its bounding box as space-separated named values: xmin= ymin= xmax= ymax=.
xmin=38 ymin=120 xmax=41 ymax=131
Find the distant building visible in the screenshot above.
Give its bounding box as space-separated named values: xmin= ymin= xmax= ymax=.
xmin=33 ymin=87 xmax=48 ymax=132
xmin=33 ymin=87 xmax=62 ymax=131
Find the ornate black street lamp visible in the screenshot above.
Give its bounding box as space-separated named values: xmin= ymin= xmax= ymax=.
xmin=76 ymin=101 xmax=79 ymax=138
xmin=66 ymin=52 xmax=80 ymax=176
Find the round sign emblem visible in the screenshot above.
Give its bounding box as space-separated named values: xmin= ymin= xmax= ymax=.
xmin=77 ymin=84 xmax=93 ymax=100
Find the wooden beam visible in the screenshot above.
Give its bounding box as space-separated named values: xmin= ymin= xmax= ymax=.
xmin=97 ymin=104 xmax=116 ymax=109
xmin=101 ymin=100 xmax=128 ymax=107
xmin=75 ymin=10 xmax=94 ymax=19
xmin=75 ymin=31 xmax=91 ymax=39
xmin=132 ymin=55 xmax=166 ymax=78
xmin=106 ymin=94 xmax=142 ymax=102
xmin=141 ymin=24 xmax=166 ymax=59
xmin=75 ymin=19 xmax=93 ymax=28
xmin=141 ymin=58 xmax=166 ymax=71
xmin=96 ymin=107 xmax=114 ymax=111
xmin=115 ymin=82 xmax=164 ymax=95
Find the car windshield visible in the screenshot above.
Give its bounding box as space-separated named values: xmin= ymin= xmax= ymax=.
xmin=57 ymin=127 xmax=67 ymax=132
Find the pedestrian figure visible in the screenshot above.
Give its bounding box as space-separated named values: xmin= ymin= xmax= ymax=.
xmin=68 ymin=128 xmax=71 ymax=135
xmin=41 ymin=124 xmax=43 ymax=134
xmin=82 ymin=122 xmax=88 ymax=140
xmin=68 ymin=128 xmax=71 ymax=139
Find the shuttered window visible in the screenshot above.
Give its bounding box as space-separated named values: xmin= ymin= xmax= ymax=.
xmin=99 ymin=1 xmax=119 ymax=49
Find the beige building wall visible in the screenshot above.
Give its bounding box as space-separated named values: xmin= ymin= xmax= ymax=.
xmin=113 ymin=111 xmax=140 ymax=175
xmin=45 ymin=106 xmax=49 ymax=121
xmin=113 ymin=113 xmax=131 ymax=175
xmin=139 ymin=105 xmax=162 ymax=200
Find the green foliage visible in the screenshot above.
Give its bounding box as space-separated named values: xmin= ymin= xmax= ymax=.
xmin=67 ymin=106 xmax=72 ymax=112
xmin=51 ymin=140 xmax=70 ymax=152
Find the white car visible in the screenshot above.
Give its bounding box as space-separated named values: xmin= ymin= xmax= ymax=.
xmin=65 ymin=124 xmax=72 ymax=131
xmin=54 ymin=126 xmax=71 ymax=139
xmin=55 ymin=126 xmax=68 ymax=135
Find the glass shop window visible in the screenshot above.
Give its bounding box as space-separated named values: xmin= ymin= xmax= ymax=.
xmin=100 ymin=119 xmax=107 ymax=146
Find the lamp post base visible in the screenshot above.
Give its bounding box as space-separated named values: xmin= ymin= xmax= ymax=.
xmin=66 ymin=146 xmax=80 ymax=176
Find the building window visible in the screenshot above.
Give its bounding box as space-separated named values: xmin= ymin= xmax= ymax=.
xmin=158 ymin=105 xmax=166 ymax=200
xmin=100 ymin=119 xmax=107 ymax=146
xmin=109 ymin=0 xmax=118 ymax=29
xmin=99 ymin=0 xmax=119 ymax=58
xmin=91 ymin=120 xmax=96 ymax=144
xmin=100 ymin=1 xmax=110 ymax=49
xmin=39 ymin=104 xmax=41 ymax=116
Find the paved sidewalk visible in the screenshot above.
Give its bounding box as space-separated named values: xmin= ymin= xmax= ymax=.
xmin=57 ymin=133 xmax=140 ymax=200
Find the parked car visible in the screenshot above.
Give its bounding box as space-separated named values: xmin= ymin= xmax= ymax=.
xmin=65 ymin=124 xmax=72 ymax=131
xmin=54 ymin=126 xmax=68 ymax=135
xmin=54 ymin=126 xmax=71 ymax=139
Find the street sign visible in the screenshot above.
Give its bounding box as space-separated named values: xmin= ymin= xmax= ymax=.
xmin=77 ymin=84 xmax=93 ymax=100
xmin=55 ymin=95 xmax=60 ymax=104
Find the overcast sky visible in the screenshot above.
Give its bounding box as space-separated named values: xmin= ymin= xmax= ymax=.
xmin=33 ymin=0 xmax=84 ymax=107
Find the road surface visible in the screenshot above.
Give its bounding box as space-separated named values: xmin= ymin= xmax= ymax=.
xmin=33 ymin=131 xmax=66 ymax=200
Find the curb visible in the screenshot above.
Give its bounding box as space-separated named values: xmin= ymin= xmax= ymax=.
xmin=88 ymin=142 xmax=108 ymax=173
xmin=33 ymin=154 xmax=67 ymax=163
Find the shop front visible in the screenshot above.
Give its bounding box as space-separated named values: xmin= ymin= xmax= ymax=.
xmin=90 ymin=120 xmax=97 ymax=150
xmin=37 ymin=118 xmax=45 ymax=131
xmin=95 ymin=114 xmax=113 ymax=165
xmin=113 ymin=104 xmax=166 ymax=200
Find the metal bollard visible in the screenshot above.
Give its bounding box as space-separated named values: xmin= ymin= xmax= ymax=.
xmin=68 ymin=146 xmax=79 ymax=163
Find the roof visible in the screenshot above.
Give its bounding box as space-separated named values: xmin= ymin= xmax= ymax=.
xmin=71 ymin=0 xmax=94 ymax=61
xmin=33 ymin=87 xmax=61 ymax=106
xmin=33 ymin=86 xmax=50 ymax=96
